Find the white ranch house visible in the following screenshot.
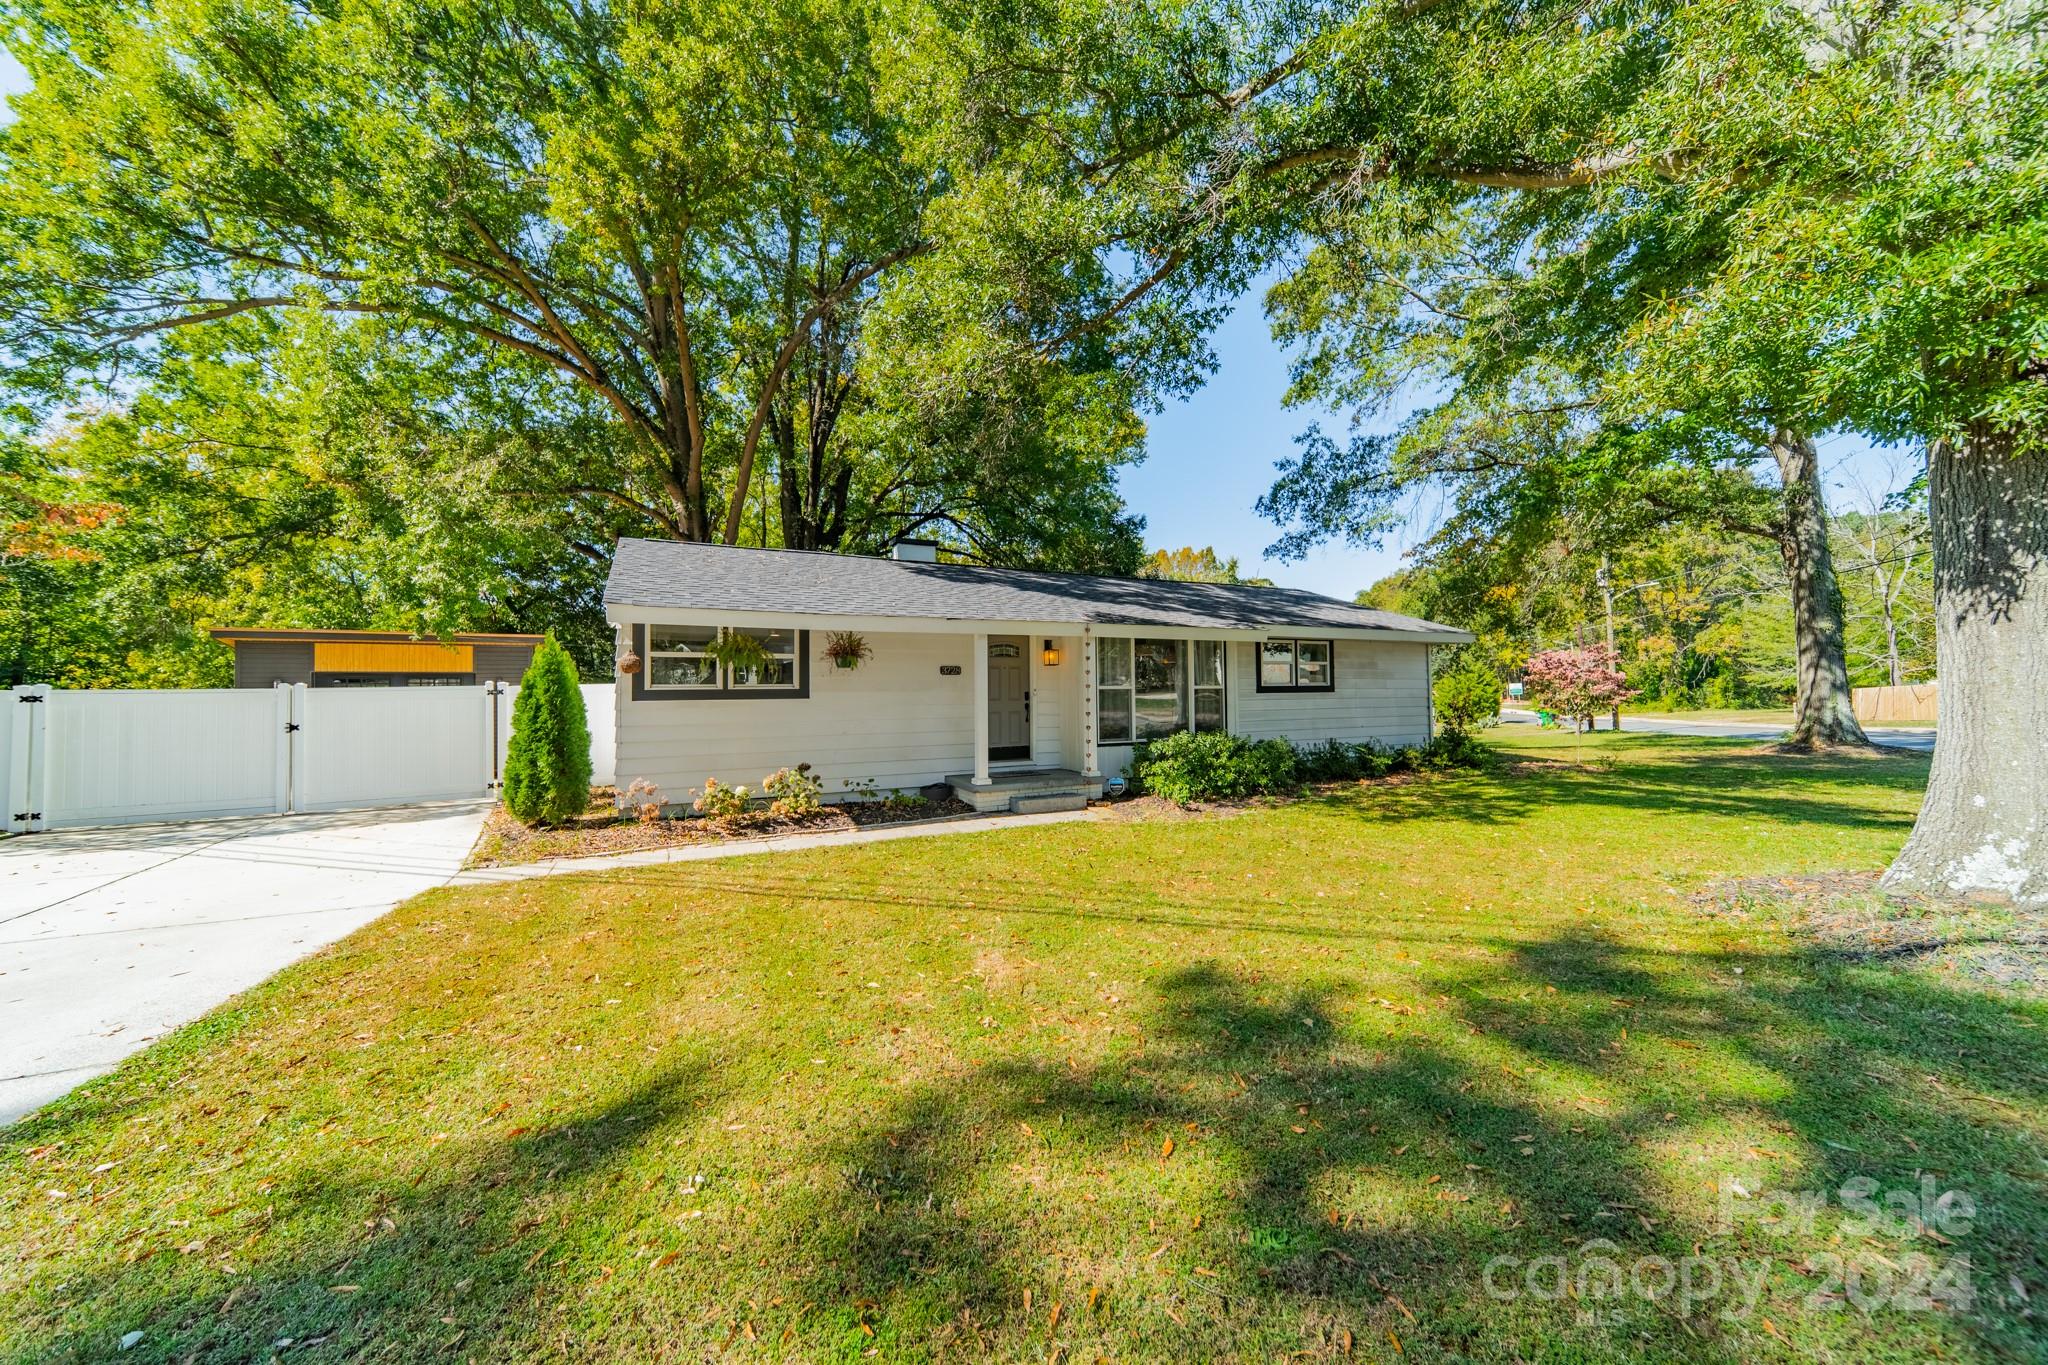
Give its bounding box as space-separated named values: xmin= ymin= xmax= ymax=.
xmin=604 ymin=539 xmax=1474 ymax=812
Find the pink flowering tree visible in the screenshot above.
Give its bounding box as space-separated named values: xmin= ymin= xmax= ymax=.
xmin=1522 ymin=646 xmax=1639 ymax=737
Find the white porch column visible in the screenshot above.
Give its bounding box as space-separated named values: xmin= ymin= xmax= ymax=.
xmin=972 ymin=631 xmax=990 ymax=785
xmin=1081 ymin=626 xmax=1099 ymax=778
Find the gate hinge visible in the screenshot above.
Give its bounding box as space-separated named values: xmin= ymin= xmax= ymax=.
xmin=284 ymin=722 xmax=302 ymax=732
xmin=17 ymin=693 xmax=44 ymax=703
xmin=13 ymin=812 xmax=39 ymax=821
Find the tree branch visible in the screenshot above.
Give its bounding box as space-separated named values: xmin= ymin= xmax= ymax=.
xmin=719 ymin=240 xmax=933 ymax=543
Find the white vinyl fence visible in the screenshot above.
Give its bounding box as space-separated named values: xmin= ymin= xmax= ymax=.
xmin=5 ymin=682 xmax=616 ymax=832
xmin=493 ymin=684 xmax=615 ymax=791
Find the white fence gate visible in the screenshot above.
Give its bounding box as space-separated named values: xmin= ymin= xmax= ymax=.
xmin=5 ymin=682 xmax=617 ymax=832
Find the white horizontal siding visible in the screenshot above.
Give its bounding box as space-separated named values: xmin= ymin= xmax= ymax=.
xmin=615 ymin=630 xmax=979 ymax=802
xmin=1229 ymin=640 xmax=1431 ymax=747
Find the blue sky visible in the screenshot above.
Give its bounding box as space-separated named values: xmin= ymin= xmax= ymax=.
xmin=1 ymin=51 xmax=1912 ymax=602
xmin=1129 ymin=276 xmax=1414 ymax=599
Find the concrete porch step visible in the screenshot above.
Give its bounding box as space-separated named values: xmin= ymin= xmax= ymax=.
xmin=945 ymin=768 xmax=1099 ymax=814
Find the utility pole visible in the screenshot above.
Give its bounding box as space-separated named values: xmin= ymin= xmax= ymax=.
xmin=1598 ymin=554 xmax=1620 ymax=732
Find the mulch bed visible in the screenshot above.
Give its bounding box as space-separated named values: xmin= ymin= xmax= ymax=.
xmin=1091 ymin=771 xmax=1443 ymax=823
xmin=1694 ymin=871 xmax=2048 ymax=995
xmin=466 ymin=787 xmax=974 ymax=868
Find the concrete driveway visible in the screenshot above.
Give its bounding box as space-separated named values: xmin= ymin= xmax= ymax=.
xmin=0 ymin=801 xmax=489 ymax=1125
xmin=1499 ymin=708 xmax=1936 ymax=753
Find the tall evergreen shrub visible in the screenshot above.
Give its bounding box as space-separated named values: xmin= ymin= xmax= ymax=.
xmin=502 ymin=632 xmax=592 ymax=826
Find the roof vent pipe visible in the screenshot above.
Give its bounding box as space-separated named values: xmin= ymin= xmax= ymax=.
xmin=890 ymin=540 xmax=939 ymax=563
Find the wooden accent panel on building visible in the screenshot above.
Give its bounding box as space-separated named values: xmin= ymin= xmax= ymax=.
xmin=312 ymin=641 xmax=474 ymax=674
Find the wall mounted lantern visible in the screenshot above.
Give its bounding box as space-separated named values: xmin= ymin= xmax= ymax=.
xmin=1042 ymin=640 xmax=1061 ymax=667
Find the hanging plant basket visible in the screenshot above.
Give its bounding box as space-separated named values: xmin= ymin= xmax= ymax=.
xmin=824 ymin=630 xmax=874 ymax=671
xmin=702 ymin=631 xmax=774 ymax=674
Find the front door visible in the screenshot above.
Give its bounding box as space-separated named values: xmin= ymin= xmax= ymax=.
xmin=987 ymin=636 xmax=1031 ymax=760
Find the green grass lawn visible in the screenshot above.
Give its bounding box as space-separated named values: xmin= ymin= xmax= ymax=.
xmin=5 ymin=732 xmax=2042 ymax=1364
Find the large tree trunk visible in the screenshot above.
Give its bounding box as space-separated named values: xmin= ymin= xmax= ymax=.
xmin=1882 ymin=431 xmax=2048 ymax=909
xmin=1770 ymin=430 xmax=1872 ymax=749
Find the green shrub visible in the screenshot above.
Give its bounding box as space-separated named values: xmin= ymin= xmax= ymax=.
xmin=1418 ymin=731 xmax=1489 ymax=770
xmin=1294 ymin=738 xmax=1363 ymax=782
xmin=1133 ymin=731 xmax=1298 ymax=805
xmin=1433 ymin=654 xmax=1504 ymax=737
xmin=501 ymin=633 xmax=593 ymax=826
xmin=1241 ymin=738 xmax=1298 ymax=791
xmin=1353 ymin=740 xmax=1395 ymax=778
xmin=1137 ymin=728 xmax=1487 ymax=805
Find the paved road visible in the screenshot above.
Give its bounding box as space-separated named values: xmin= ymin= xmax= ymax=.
xmin=0 ymin=801 xmax=489 ymax=1125
xmin=1499 ymin=708 xmax=1936 ymax=753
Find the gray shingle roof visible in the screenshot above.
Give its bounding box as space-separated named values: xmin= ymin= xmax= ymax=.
xmin=604 ymin=539 xmax=1470 ymax=639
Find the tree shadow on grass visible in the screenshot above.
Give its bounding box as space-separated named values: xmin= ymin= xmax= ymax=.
xmin=1301 ymin=741 xmax=1929 ymax=831
xmin=760 ymin=965 xmax=1702 ymax=1359
xmin=1438 ymin=926 xmax=2048 ymax=1343
xmin=8 ymin=1059 xmax=719 ymax=1364
xmin=762 ymin=941 xmax=2047 ymax=1362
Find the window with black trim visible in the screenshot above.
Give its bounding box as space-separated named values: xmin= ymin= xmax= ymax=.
xmin=642 ymin=625 xmax=802 ymax=693
xmin=725 ymin=627 xmax=799 ymax=688
xmin=646 ymin=625 xmax=720 ymax=688
xmin=1256 ymin=638 xmax=1335 ymax=692
xmin=1096 ymin=636 xmax=1227 ymax=741
xmin=1097 ymin=637 xmax=1134 ymax=742
xmin=1191 ymin=640 xmax=1225 ymax=731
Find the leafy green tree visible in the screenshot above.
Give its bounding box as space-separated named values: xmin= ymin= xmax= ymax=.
xmin=0 ymin=0 xmax=1153 ymax=681
xmin=899 ymin=0 xmax=2044 ymax=902
xmin=1251 ymin=185 xmax=1873 ymax=748
xmin=502 ymin=634 xmax=593 ymax=827
xmin=0 ymin=0 xmax=931 ymax=544
xmin=0 ymin=0 xmax=1147 ymax=571
xmin=1 ymin=315 xmax=623 ymax=683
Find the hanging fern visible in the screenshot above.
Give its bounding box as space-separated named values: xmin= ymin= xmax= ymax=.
xmin=702 ymin=630 xmax=773 ymax=674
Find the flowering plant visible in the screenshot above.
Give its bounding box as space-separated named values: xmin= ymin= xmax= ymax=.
xmin=762 ymin=763 xmax=823 ymax=815
xmin=690 ymin=777 xmax=750 ymax=821
xmin=1522 ymin=646 xmax=1638 ymax=737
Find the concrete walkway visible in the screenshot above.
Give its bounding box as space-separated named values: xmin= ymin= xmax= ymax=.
xmin=451 ymin=806 xmax=1097 ymax=885
xmin=0 ymin=801 xmax=491 ymax=1125
xmin=1499 ymin=708 xmax=1936 ymax=753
